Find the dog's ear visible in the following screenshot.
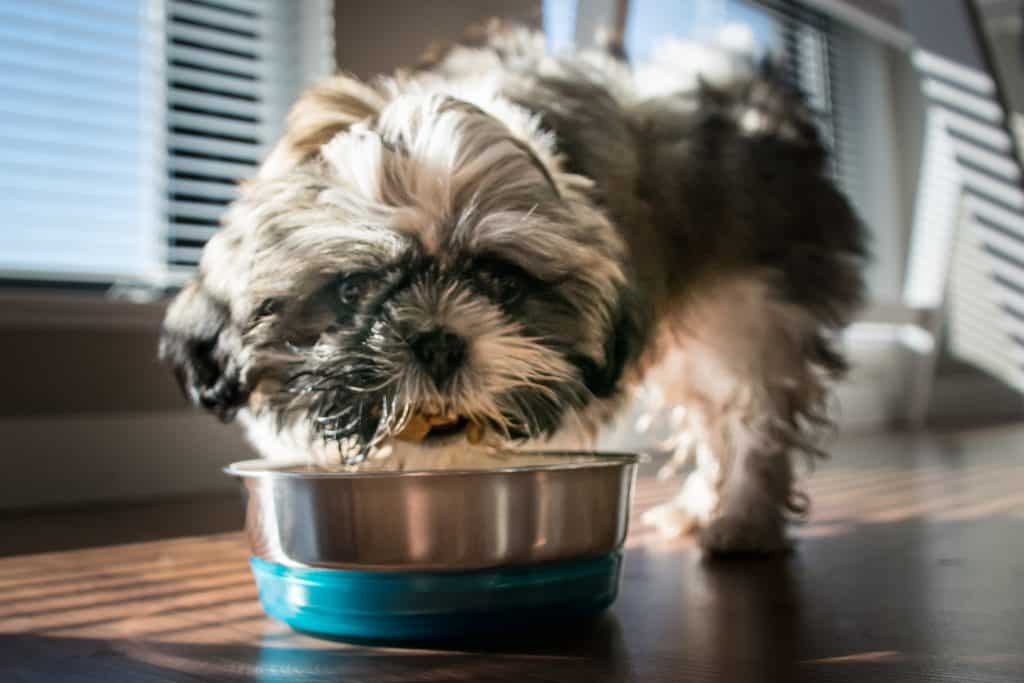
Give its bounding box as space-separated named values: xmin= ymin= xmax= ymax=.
xmin=582 ymin=287 xmax=649 ymax=399
xmin=160 ymin=280 xmax=248 ymax=421
xmin=260 ymin=73 xmax=385 ymax=178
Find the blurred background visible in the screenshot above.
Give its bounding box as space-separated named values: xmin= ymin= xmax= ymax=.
xmin=1 ymin=0 xmax=1022 ymax=511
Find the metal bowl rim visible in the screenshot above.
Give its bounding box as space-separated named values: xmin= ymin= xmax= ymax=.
xmin=225 ymin=450 xmax=640 ymax=480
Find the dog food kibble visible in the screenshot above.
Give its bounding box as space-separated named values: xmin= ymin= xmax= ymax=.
xmin=395 ymin=414 xmax=432 ymax=442
xmin=393 ymin=412 xmax=485 ymax=445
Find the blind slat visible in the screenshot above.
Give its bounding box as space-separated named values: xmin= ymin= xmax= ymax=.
xmin=0 ymin=179 xmax=140 ymax=203
xmin=170 ymin=225 xmax=223 ymax=241
xmin=0 ymin=27 xmax=147 ymax=69
xmin=0 ymin=104 xmax=146 ymax=137
xmin=973 ymin=199 xmax=1024 ymax=236
xmin=952 ymin=139 xmax=1022 ymax=181
xmin=0 ymin=78 xmax=163 ymax=116
xmin=961 ymin=168 xmax=1024 ymax=209
xmin=0 ymin=5 xmax=144 ymax=42
xmin=168 ymin=245 xmax=206 ymax=263
xmin=168 ymin=89 xmax=262 ymax=120
xmin=169 ymin=178 xmax=239 ymax=201
xmin=169 ymin=132 xmax=265 ymax=160
xmin=2 ymin=149 xmax=160 ymax=182
xmin=1 ymin=124 xmax=144 ymax=156
xmin=170 ymin=64 xmax=267 ymax=98
xmin=944 ymin=108 xmax=1015 ymax=152
xmin=169 ymin=200 xmax=231 ymax=221
xmin=169 ymin=155 xmax=257 ymax=181
xmin=169 ymin=22 xmax=268 ymax=57
xmin=41 ymin=0 xmax=145 ymax=23
xmin=170 ymin=3 xmax=264 ymax=35
xmin=168 ymin=42 xmax=265 ymax=78
xmin=980 ymin=228 xmax=1024 ymax=266
xmin=168 ymin=110 xmax=261 ymax=139
xmin=922 ymin=78 xmax=1004 ymax=123
xmin=181 ymin=0 xmax=267 ymax=14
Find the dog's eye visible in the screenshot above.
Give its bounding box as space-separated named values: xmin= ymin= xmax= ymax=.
xmin=336 ymin=273 xmax=373 ymax=306
xmin=477 ymin=267 xmax=528 ymax=306
xmin=256 ymin=298 xmax=280 ymax=317
xmin=494 ymin=275 xmax=526 ymax=305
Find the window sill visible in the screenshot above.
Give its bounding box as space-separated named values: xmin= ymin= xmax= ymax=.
xmin=0 ymin=288 xmax=169 ymax=331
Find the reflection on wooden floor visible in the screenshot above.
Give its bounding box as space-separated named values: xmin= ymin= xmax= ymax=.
xmin=1 ymin=424 xmax=1023 ymax=682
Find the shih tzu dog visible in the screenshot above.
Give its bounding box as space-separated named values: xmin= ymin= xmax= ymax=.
xmin=161 ymin=22 xmax=866 ymax=553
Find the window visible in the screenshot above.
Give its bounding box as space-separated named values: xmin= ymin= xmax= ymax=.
xmin=620 ymin=0 xmax=846 ymax=188
xmin=0 ymin=0 xmax=334 ymax=287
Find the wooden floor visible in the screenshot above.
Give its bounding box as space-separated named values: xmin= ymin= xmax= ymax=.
xmin=1 ymin=424 xmax=1023 ymax=682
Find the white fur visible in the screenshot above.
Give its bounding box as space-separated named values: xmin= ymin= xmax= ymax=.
xmin=637 ymin=275 xmax=827 ymax=552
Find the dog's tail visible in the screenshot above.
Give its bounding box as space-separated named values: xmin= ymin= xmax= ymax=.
xmin=631 ymin=25 xmax=763 ymax=100
xmin=633 ymin=29 xmax=827 ymax=158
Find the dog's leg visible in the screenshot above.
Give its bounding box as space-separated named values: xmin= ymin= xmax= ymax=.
xmin=696 ymin=409 xmax=794 ymax=554
xmin=643 ymin=374 xmax=794 ymax=551
xmin=642 ymin=436 xmax=718 ymax=537
xmin=642 ymin=276 xmax=833 ymax=553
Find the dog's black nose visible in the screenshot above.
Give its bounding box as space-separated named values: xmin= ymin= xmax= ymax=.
xmin=409 ymin=328 xmax=467 ymax=386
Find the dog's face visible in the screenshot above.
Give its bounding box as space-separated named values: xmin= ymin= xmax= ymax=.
xmin=162 ymin=88 xmax=644 ymax=461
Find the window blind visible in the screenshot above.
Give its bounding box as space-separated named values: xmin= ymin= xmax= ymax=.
xmin=752 ymin=0 xmax=843 ymax=183
xmin=165 ymin=0 xmax=333 ymax=279
xmin=910 ymin=49 xmax=1024 ymax=392
xmin=0 ymin=0 xmax=334 ymax=286
xmin=0 ymin=0 xmax=165 ymax=283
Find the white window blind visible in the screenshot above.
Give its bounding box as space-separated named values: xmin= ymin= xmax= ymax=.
xmin=0 ymin=0 xmax=334 ymax=286
xmin=909 ymin=48 xmax=1024 ymax=392
xmin=0 ymin=0 xmax=165 ymax=283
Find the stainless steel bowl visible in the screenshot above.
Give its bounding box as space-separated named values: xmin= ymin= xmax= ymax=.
xmin=227 ymin=452 xmax=639 ymax=571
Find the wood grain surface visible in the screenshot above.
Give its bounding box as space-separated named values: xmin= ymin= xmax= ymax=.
xmin=2 ymin=425 xmax=1024 ymax=682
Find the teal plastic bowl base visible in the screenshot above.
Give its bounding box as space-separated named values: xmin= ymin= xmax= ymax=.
xmin=250 ymin=553 xmax=622 ymax=642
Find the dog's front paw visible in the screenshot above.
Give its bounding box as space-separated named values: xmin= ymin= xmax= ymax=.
xmin=699 ymin=513 xmax=789 ymax=555
xmin=642 ymin=468 xmax=718 ymax=538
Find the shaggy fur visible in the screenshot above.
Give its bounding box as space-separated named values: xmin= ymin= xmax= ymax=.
xmin=161 ymin=22 xmax=866 ymax=552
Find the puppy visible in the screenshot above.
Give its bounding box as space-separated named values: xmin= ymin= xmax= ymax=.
xmin=161 ymin=23 xmax=866 ymax=553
